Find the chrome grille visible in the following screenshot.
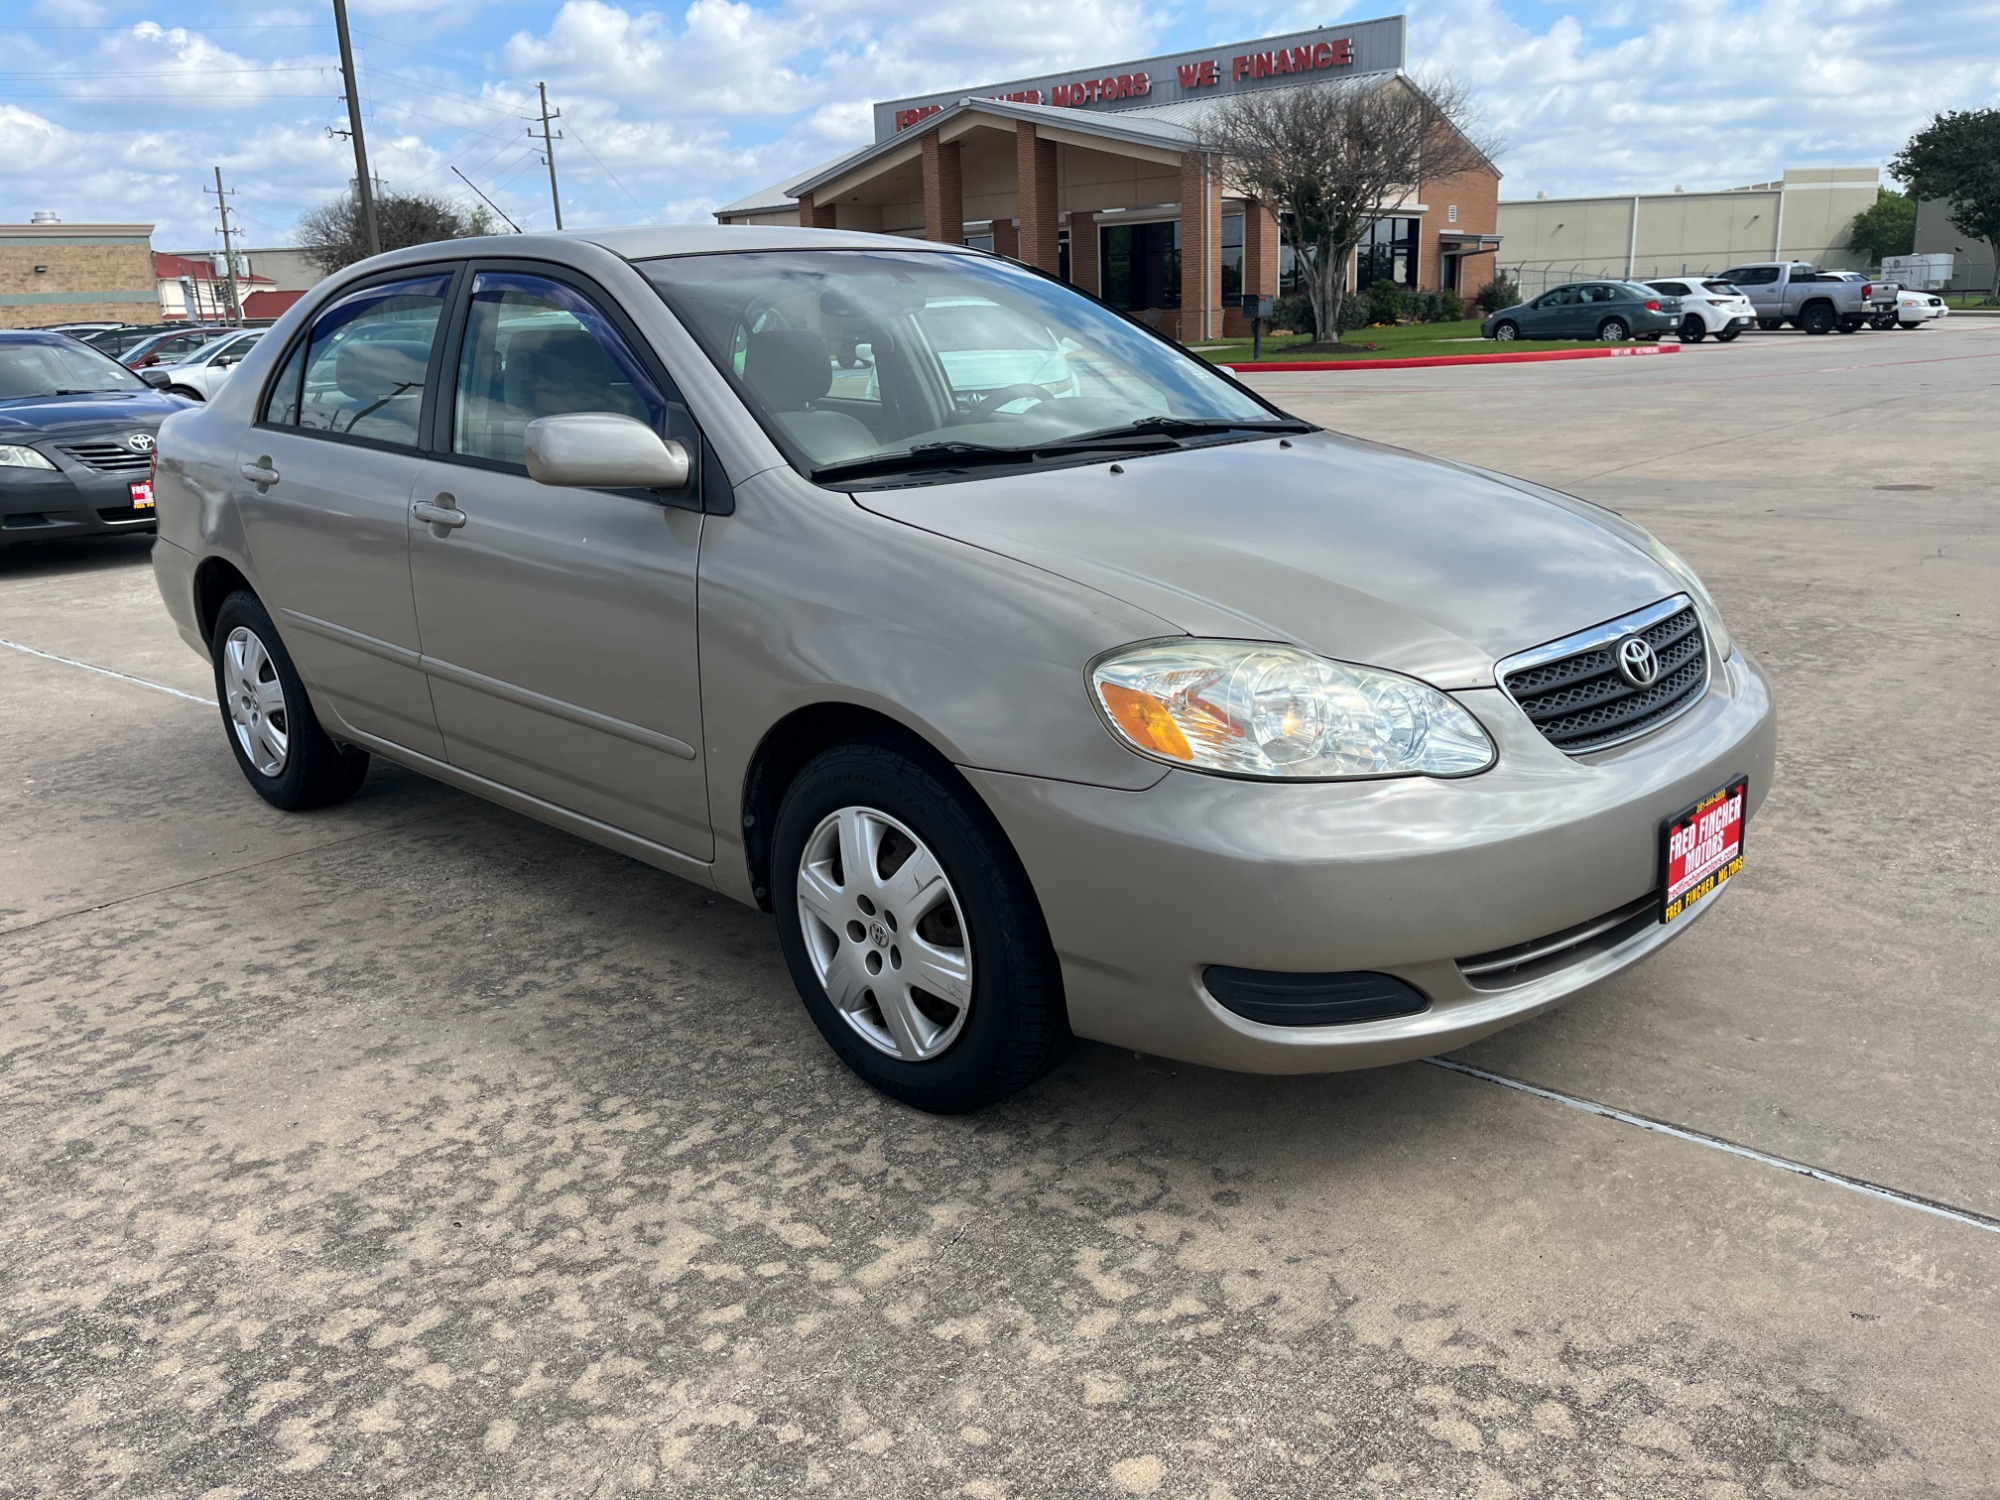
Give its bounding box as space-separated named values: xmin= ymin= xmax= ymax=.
xmin=58 ymin=441 xmax=152 ymax=474
xmin=1500 ymin=596 xmax=1709 ymax=753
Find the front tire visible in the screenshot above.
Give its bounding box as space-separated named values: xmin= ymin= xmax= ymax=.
xmin=772 ymin=736 xmax=1069 ymax=1112
xmin=1597 ymin=316 xmax=1630 ymax=342
xmin=165 ymin=385 xmax=205 ymax=402
xmin=210 ymin=591 xmax=368 ymax=810
xmin=1491 ymin=320 xmax=1519 ymax=342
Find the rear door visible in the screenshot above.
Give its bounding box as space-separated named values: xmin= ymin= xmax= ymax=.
xmin=1720 ymin=265 xmax=1781 ymax=318
xmin=235 ymin=267 xmax=458 ymax=758
xmin=407 ymin=263 xmax=714 ymax=859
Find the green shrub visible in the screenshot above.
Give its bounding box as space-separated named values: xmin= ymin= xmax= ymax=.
xmin=1270 ymin=294 xmax=1315 ymax=337
xmin=1336 ymin=296 xmax=1369 ymax=334
xmin=1474 ymin=276 xmax=1521 ymax=315
xmin=1365 ymin=279 xmax=1405 ymax=326
xmin=1439 ymin=288 xmax=1465 ymax=322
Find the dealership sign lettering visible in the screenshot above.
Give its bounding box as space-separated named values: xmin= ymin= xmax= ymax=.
xmin=876 ymin=20 xmax=1392 ymax=138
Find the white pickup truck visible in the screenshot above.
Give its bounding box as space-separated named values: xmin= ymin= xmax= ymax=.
xmin=1714 ymin=261 xmax=1875 ymax=334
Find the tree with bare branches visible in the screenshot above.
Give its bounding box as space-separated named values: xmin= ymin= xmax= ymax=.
xmin=1197 ymin=75 xmax=1498 ymax=347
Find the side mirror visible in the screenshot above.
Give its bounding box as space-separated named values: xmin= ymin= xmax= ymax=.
xmin=523 ymin=412 xmax=691 ymax=491
xmin=138 ymin=367 xmax=171 ymax=388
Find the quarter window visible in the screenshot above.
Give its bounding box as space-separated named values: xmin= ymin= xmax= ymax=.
xmin=287 ymin=273 xmax=452 ymax=445
xmin=451 ymin=272 xmax=669 ymax=468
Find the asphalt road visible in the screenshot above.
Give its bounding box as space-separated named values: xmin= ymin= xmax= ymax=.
xmin=2 ymin=319 xmax=1995 ymax=1497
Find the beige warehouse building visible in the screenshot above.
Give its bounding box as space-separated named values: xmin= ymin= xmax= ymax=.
xmin=1496 ymin=167 xmax=1880 ymax=296
xmin=0 ymin=218 xmax=156 ymax=329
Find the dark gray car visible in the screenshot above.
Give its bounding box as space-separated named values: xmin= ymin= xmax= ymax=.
xmin=0 ymin=331 xmax=185 ymax=547
xmin=151 ymin=228 xmax=1774 ymax=1111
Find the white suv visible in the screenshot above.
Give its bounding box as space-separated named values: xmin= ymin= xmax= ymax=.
xmin=1646 ymin=279 xmax=1756 ymax=343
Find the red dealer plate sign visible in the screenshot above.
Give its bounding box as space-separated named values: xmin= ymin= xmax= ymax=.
xmin=1659 ymin=777 xmax=1747 ymax=923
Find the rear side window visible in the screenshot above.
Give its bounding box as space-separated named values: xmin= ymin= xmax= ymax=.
xmin=273 ymin=274 xmax=451 ymax=446
xmin=1702 ymin=280 xmax=1740 ymax=295
xmin=1650 ymin=281 xmax=1689 ymax=297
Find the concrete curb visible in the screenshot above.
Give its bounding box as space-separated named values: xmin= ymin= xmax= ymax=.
xmin=1221 ymin=344 xmax=1683 ymax=373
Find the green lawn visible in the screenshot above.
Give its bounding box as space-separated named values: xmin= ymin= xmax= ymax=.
xmin=1938 ymin=292 xmax=1999 ymax=309
xmin=1191 ymin=318 xmax=1627 ymax=364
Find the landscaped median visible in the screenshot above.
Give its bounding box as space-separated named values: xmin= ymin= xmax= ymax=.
xmin=1190 ymin=317 xmax=1682 ymax=371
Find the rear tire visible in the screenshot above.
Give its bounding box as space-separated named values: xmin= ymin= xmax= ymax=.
xmin=1799 ymin=302 xmax=1836 ymax=335
xmin=1597 ymin=317 xmax=1630 ymax=342
xmin=210 ymin=591 xmax=369 ymax=811
xmin=1678 ymin=316 xmax=1706 ymax=343
xmin=1714 ymin=326 xmax=1741 ymax=343
xmin=771 ymin=735 xmax=1069 ymax=1113
xmin=1757 ymin=318 xmax=1783 ymax=331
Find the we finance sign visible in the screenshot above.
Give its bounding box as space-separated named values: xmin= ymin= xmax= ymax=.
xmin=872 ymin=16 xmax=1407 ymax=140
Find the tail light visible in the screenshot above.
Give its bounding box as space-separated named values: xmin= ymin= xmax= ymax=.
xmin=1644 ymin=299 xmax=1661 ymax=312
xmin=1862 ymin=283 xmax=1872 ymax=298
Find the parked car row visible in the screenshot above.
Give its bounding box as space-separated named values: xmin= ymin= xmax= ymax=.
xmin=1482 ymin=261 xmax=1950 ymax=345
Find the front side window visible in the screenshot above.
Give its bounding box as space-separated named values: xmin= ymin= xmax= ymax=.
xmin=285 ymin=273 xmax=451 ymax=445
xmin=1722 ymin=266 xmax=1779 ymax=285
xmin=452 ymin=272 xmax=668 ymax=467
xmin=643 ymin=249 xmax=1278 ymax=476
xmin=1537 ymin=288 xmax=1576 ymax=308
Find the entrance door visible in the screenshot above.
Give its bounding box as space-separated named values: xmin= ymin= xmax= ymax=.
xmin=408 ymin=266 xmax=712 ymax=859
xmin=235 ymin=268 xmax=457 ymax=757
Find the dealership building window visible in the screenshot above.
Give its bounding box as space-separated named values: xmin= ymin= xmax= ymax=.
xmin=1101 ymin=221 xmax=1181 ymax=310
xmin=1221 ymin=212 xmax=1244 ymax=299
xmin=1357 ymin=217 xmax=1419 ymax=289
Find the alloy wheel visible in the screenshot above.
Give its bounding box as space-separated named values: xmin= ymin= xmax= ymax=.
xmin=223 ymin=625 xmax=290 ymax=777
xmin=796 ymin=805 xmax=973 ymax=1062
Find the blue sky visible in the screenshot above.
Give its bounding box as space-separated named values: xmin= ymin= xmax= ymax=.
xmin=5 ymin=0 xmax=1998 ymax=249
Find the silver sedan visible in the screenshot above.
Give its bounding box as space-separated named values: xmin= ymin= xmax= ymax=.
xmin=151 ymin=227 xmax=1774 ymax=1111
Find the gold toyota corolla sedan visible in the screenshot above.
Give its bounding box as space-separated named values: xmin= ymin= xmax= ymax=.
xmin=151 ymin=227 xmax=1773 ymax=1112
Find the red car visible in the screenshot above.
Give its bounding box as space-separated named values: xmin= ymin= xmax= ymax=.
xmin=121 ymin=326 xmax=238 ymax=371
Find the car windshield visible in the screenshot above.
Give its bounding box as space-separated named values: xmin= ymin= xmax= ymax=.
xmin=0 ymin=338 xmax=148 ymax=400
xmin=641 ymin=249 xmax=1282 ymax=478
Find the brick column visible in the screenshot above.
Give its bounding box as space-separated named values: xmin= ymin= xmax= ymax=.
xmin=1068 ymin=210 xmax=1098 ymax=295
xmin=1246 ymin=200 xmax=1281 ymax=301
xmin=1178 ymin=154 xmax=1224 ymax=342
xmin=921 ymin=131 xmax=964 ymax=245
xmin=992 ymin=218 xmax=1019 ymax=259
xmin=1016 ymin=123 xmax=1060 ymax=272
xmin=796 ymin=192 xmax=835 ymax=230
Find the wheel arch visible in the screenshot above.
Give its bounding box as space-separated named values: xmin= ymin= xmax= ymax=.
xmin=192 ymin=555 xmax=255 ymax=648
xmin=739 ymin=701 xmax=978 ymax=912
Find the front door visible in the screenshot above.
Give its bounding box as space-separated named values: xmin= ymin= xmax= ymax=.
xmin=1524 ymin=286 xmax=1575 ymax=336
xmin=408 ymin=266 xmax=712 ymax=859
xmin=235 ymin=268 xmax=457 ymax=758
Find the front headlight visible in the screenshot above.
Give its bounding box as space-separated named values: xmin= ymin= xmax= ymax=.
xmin=1636 ymin=533 xmax=1732 ymax=658
xmin=0 ymin=444 xmax=57 ymax=470
xmin=1090 ymin=640 xmax=1496 ymax=780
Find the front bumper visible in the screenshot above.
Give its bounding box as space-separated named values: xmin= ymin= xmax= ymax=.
xmin=966 ymin=647 xmax=1776 ymax=1073
xmin=0 ymin=462 xmax=155 ymax=546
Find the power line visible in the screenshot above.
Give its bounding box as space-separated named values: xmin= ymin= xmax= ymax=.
xmin=452 ymin=166 xmax=522 ymax=232
xmin=566 ymin=124 xmax=654 ymax=223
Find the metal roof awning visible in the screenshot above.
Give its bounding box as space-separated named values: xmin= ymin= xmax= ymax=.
xmin=1440 ymin=231 xmax=1503 ymax=250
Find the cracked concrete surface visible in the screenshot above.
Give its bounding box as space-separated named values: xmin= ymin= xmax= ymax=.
xmin=1 ymin=322 xmax=1996 ymax=1497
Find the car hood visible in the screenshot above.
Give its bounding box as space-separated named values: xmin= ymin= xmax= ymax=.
xmin=0 ymin=390 xmax=184 ymax=437
xmin=851 ymin=429 xmax=1681 ymax=688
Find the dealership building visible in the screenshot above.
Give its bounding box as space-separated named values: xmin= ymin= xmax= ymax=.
xmin=716 ymin=15 xmax=1503 ymax=340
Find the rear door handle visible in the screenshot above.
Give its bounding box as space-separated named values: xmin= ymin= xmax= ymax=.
xmin=238 ymin=460 xmax=279 ymax=486
xmin=412 ymin=497 xmax=467 ymax=531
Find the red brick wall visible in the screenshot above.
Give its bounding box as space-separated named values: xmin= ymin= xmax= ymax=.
xmin=1017 ymin=124 xmax=1059 ymax=272
xmin=921 ymin=132 xmax=964 ymax=244
xmin=1068 ymin=211 xmax=1098 ymax=295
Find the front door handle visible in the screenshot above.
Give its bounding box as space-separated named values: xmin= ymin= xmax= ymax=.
xmin=412 ymin=496 xmax=467 ymax=531
xmin=238 ymin=459 xmax=279 ymax=487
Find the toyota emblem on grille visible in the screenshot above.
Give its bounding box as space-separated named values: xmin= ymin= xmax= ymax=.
xmin=127 ymin=433 xmax=156 ymax=453
xmin=1616 ymin=635 xmax=1660 ymax=687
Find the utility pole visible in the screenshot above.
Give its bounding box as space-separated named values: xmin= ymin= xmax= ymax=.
xmin=331 ymin=0 xmax=381 ymax=257
xmin=207 ymin=167 xmax=243 ymax=324
xmin=531 ymin=82 xmax=564 ymax=231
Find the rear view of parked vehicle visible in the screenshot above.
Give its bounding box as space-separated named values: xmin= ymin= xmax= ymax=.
xmin=1647 ymin=279 xmax=1755 ymax=343
xmin=121 ymin=326 xmax=238 ymax=371
xmin=1717 ymin=262 xmax=1872 ymax=334
xmin=1871 ymin=286 xmax=1949 ymax=329
xmin=1482 ymin=281 xmax=1682 ymax=342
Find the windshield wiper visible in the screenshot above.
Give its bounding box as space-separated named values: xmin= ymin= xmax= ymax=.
xmin=811 ymin=430 xmax=1200 ymax=485
xmin=1072 ymin=416 xmax=1314 ymax=441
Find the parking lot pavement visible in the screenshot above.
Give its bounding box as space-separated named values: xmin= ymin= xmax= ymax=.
xmin=1 ymin=323 xmax=1995 ymax=1496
